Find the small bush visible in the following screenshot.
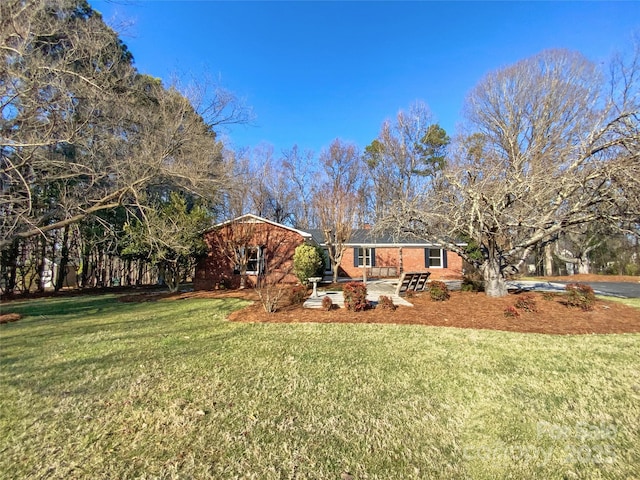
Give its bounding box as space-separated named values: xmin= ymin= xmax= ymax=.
xmin=514 ymin=293 xmax=538 ymax=312
xmin=461 ymin=273 xmax=483 ymax=292
xmin=289 ymin=285 xmax=308 ymax=305
xmin=343 ymin=282 xmax=369 ymax=311
xmin=625 ymin=263 xmax=639 ymax=276
xmin=504 ymin=305 xmax=520 ymax=318
xmin=321 ymin=295 xmax=333 ymax=311
xmin=293 ymin=244 xmax=324 ymax=285
xmin=542 ymin=291 xmax=558 ymax=301
xmin=429 ymin=281 xmax=450 ymax=301
xmin=565 ymin=283 xmax=596 ymax=311
xmin=377 ymin=295 xmax=396 ymax=311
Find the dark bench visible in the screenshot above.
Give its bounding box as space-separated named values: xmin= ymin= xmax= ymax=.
xmin=395 ymin=271 xmax=431 ymax=296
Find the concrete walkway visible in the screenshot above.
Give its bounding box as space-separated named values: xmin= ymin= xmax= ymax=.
xmin=303 ymin=279 xmax=414 ymax=309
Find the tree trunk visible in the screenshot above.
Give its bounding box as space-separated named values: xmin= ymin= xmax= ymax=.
xmin=36 ymin=237 xmax=47 ymax=293
xmin=482 ymin=241 xmax=508 ymax=297
xmin=55 ymin=225 xmax=70 ymax=292
xmin=1 ymin=241 xmax=19 ymax=295
xmin=543 ymin=243 xmax=554 ymax=276
xmin=577 ymin=256 xmax=591 ymax=275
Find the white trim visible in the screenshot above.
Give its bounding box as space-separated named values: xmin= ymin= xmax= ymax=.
xmin=206 ymin=213 xmax=313 ymax=239
xmin=344 ymin=243 xmax=453 ymax=248
xmin=355 ymin=247 xmax=374 ymax=267
xmin=426 ymin=247 xmax=444 ymax=268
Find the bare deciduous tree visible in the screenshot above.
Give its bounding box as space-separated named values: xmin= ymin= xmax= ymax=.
xmin=281 ymin=145 xmax=317 ymax=230
xmin=381 ymin=48 xmax=639 ymax=296
xmin=312 ymin=139 xmax=363 ymax=282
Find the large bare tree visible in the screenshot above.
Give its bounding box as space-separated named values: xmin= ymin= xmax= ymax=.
xmin=312 ymin=139 xmax=363 ymax=282
xmin=382 ymin=48 xmax=639 ymax=296
xmin=0 ymin=0 xmax=244 ymax=249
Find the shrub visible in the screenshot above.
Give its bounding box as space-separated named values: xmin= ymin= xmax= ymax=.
xmin=343 ymin=282 xmax=369 ymax=311
xmin=429 ymin=281 xmax=450 ymax=301
xmin=377 ymin=295 xmax=396 ymax=311
xmin=565 ymin=283 xmax=596 ymax=311
xmin=461 ymin=272 xmax=483 ymax=292
xmin=256 ymin=282 xmax=286 ymax=314
xmin=293 ymin=244 xmax=323 ymax=285
xmin=625 ymin=263 xmax=639 ymax=276
xmin=504 ymin=305 xmax=520 ymax=318
xmin=542 ymin=291 xmax=558 ymax=301
xmin=514 ymin=293 xmax=538 ymax=312
xmin=321 ymin=295 xmax=333 ymax=311
xmin=289 ymin=285 xmax=308 ymax=305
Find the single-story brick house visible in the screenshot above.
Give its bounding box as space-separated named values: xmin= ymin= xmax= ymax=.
xmin=307 ymin=229 xmax=464 ymax=280
xmin=194 ymin=214 xmax=464 ymax=290
xmin=194 ymin=214 xmax=313 ymax=290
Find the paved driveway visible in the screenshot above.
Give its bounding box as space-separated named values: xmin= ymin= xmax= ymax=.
xmin=508 ymin=280 xmax=640 ymax=298
xmin=554 ymin=281 xmax=640 ymax=298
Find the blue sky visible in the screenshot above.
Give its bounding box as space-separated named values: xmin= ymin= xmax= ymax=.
xmin=92 ymin=1 xmax=639 ymax=155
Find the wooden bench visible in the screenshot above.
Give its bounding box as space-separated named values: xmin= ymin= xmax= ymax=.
xmin=395 ymin=271 xmax=431 ymax=296
xmin=366 ymin=266 xmax=398 ymax=278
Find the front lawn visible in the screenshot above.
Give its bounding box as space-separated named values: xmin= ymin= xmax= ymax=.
xmin=1 ymin=295 xmax=638 ymax=479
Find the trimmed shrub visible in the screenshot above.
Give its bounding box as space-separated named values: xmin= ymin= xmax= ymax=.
xmin=343 ymin=282 xmax=369 ymax=311
xmin=293 ymin=244 xmax=323 ymax=285
xmin=504 ymin=305 xmax=520 ymax=318
xmin=565 ymin=283 xmax=596 ymax=311
xmin=321 ymin=295 xmax=333 ymax=311
xmin=429 ymin=280 xmax=450 ymax=301
xmin=514 ymin=293 xmax=538 ymax=312
xmin=377 ymin=295 xmax=396 ymax=311
xmin=289 ymin=285 xmax=308 ymax=305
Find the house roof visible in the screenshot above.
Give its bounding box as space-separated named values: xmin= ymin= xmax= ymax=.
xmin=307 ymin=229 xmax=450 ymax=247
xmin=205 ymin=213 xmax=314 ymax=239
xmin=205 ymin=214 xmax=463 ymax=248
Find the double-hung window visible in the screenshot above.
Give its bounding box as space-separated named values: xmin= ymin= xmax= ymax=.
xmin=236 ymin=246 xmax=264 ymax=275
xmin=425 ymin=248 xmax=446 ymax=268
xmin=354 ymin=247 xmax=375 ymax=267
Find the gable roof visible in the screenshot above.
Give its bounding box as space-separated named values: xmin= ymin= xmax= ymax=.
xmin=205 ymin=213 xmax=314 ymax=239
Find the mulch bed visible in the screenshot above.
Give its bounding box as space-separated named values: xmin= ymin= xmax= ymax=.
xmin=223 ymin=290 xmax=640 ymax=335
xmin=4 ymin=277 xmax=639 ymax=335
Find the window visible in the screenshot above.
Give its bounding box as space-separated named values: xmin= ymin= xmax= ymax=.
xmin=246 ymin=247 xmax=261 ymax=274
xmin=236 ymin=246 xmax=264 ymax=275
xmin=354 ymin=247 xmax=375 ymax=267
xmin=425 ymin=248 xmax=446 ymax=268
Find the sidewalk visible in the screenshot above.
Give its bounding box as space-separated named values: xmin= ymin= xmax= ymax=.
xmin=303 ymin=280 xmax=414 ymax=309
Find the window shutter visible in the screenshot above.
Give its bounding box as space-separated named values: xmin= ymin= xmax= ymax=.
xmin=442 ymin=249 xmax=448 ymax=268
xmin=424 ymin=248 xmax=430 ymax=268
xmin=371 ymin=248 xmax=376 ymax=267
xmin=354 ymin=247 xmax=359 ymax=267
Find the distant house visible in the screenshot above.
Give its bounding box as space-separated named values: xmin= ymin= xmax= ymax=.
xmin=194 ymin=214 xmax=464 ymax=290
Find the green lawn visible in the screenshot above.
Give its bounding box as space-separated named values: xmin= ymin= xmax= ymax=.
xmin=1 ymin=295 xmax=639 ymax=479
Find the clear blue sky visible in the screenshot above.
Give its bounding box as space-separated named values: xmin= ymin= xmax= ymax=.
xmin=92 ymin=1 xmax=639 ymax=155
